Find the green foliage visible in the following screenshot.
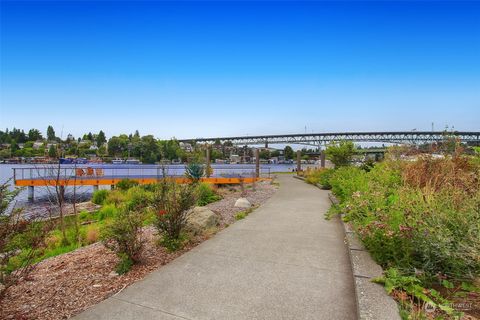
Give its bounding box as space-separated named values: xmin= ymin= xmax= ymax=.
xmin=235 ymin=212 xmax=247 ymax=220
xmin=284 ymin=146 xmax=294 ymax=160
xmin=325 ymin=141 xmax=356 ymax=167
xmin=185 ymin=163 xmax=204 ymax=182
xmin=152 ymin=180 xmax=197 ymax=241
xmin=105 ymin=190 xmax=127 ymax=205
xmin=102 ymin=208 xmax=145 ymax=267
xmin=92 ymin=189 xmax=109 ymax=204
xmin=196 ymin=183 xmax=221 ymax=206
xmin=48 ymin=144 xmax=57 ymax=158
xmin=116 ymin=178 xmax=139 ymax=191
xmin=98 ymin=204 xmax=118 ymax=220
xmin=235 ymin=208 xmax=254 ymax=220
xmin=159 ymin=233 xmax=188 ymax=252
xmin=125 ymin=186 xmax=151 ymax=210
xmin=373 ymin=268 xmax=457 ymax=316
xmin=329 ymin=154 xmax=480 ymax=317
xmin=304 ymin=168 xmax=334 ymax=189
xmin=329 ymin=166 xmax=368 ymax=202
xmin=116 ymin=253 xmax=134 ymax=274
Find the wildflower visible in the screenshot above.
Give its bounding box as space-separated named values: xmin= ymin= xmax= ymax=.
xmin=158 ymin=209 xmax=167 ymax=217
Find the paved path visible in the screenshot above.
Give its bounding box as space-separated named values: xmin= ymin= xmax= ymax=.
xmin=75 ymin=176 xmax=357 ymax=320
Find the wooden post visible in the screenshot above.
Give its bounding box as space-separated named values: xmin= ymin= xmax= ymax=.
xmin=206 ymin=147 xmax=211 ymax=178
xmin=28 ymin=186 xmax=34 ymax=202
xmin=255 ymin=149 xmax=260 ymax=178
xmin=320 ymin=150 xmax=326 ymax=168
xmin=296 ymin=150 xmax=301 ymax=173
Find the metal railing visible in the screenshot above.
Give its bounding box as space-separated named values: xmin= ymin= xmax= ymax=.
xmin=13 ymin=164 xmax=271 ymax=182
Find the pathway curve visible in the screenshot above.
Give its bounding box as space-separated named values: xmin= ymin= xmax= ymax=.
xmin=74 ymin=175 xmax=357 ymax=320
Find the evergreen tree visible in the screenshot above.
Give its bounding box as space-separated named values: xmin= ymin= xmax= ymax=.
xmin=96 ymin=130 xmax=106 ymax=147
xmin=47 ymin=125 xmax=56 ymax=141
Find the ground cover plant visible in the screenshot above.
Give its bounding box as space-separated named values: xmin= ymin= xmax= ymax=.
xmin=2 ymin=177 xmax=223 ymax=276
xmin=324 ymin=145 xmax=480 ymax=319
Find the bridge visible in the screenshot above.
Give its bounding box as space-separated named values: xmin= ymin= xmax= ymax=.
xmin=179 ymin=131 xmax=480 ymax=147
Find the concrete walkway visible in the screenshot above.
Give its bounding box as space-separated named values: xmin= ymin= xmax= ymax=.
xmin=75 ymin=176 xmax=357 ymax=320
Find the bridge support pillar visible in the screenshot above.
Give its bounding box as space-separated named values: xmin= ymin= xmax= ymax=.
xmin=206 ymin=148 xmax=211 ymax=178
xmin=320 ymin=151 xmax=326 ymax=168
xmin=111 ymin=185 xmax=115 ymax=190
xmin=255 ymin=149 xmax=260 ymax=178
xmin=93 ymin=185 xmax=99 ymax=192
xmin=296 ymin=150 xmax=301 ymax=174
xmin=28 ymin=186 xmax=34 ymax=202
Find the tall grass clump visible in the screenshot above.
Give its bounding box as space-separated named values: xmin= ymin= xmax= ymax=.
xmin=195 ymin=183 xmax=221 ymax=206
xmin=92 ymin=189 xmax=109 ymax=204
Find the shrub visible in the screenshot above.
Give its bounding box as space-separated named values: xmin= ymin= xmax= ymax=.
xmin=92 ymin=189 xmax=109 ymax=204
xmin=116 ymin=253 xmax=134 ymax=274
xmin=116 ymin=178 xmax=139 ymax=191
xmin=196 ymin=183 xmax=221 ymax=206
xmin=325 ymin=141 xmax=356 ymax=167
xmin=102 ymin=208 xmax=144 ymax=269
xmin=304 ymin=168 xmax=334 ymax=189
xmin=105 ymin=190 xmax=127 ymax=205
xmin=85 ymin=227 xmax=99 ymax=244
xmin=1 ymin=181 xmax=52 ymax=296
xmin=98 ymin=204 xmax=118 ymax=220
xmin=125 ymin=186 xmax=152 ymax=210
xmin=153 ymin=180 xmax=196 ymax=247
xmin=332 ymin=156 xmax=480 ymax=281
xmin=78 ymin=210 xmax=89 ymax=221
xmin=185 ymin=163 xmax=204 ymax=183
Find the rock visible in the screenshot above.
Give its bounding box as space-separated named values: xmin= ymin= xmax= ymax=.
xmin=186 ymin=207 xmax=219 ymax=235
xmin=108 ymin=271 xmax=119 ymax=277
xmin=234 ymin=198 xmax=251 ymax=208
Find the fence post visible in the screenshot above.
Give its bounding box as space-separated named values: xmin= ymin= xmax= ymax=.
xmin=255 ymin=149 xmax=260 ymax=178
xmin=320 ymin=150 xmax=326 ymax=168
xmin=296 ymin=150 xmax=301 ymax=174
xmin=206 ymin=147 xmax=211 ymax=178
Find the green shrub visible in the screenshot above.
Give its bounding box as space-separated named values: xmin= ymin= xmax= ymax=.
xmin=102 ymin=208 xmax=144 ymax=268
xmin=92 ymin=189 xmax=109 ymax=204
xmin=105 ymin=190 xmax=127 ymax=205
xmin=78 ymin=210 xmax=90 ymax=221
xmin=153 ymin=180 xmax=196 ymax=243
xmin=116 ymin=253 xmax=134 ymax=274
xmin=331 ymin=157 xmax=480 ymax=281
xmin=304 ymin=168 xmax=334 ymax=189
xmin=185 ymin=163 xmax=204 ymax=182
xmin=116 ymin=178 xmax=139 ymax=191
xmin=196 ymin=183 xmax=221 ymax=206
xmin=98 ymin=204 xmax=118 ymax=220
xmin=329 ymin=166 xmax=368 ymax=202
xmin=125 ymin=186 xmax=152 ymax=210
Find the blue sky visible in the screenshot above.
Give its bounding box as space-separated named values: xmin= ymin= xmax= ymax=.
xmin=1 ymin=1 xmax=479 ymax=139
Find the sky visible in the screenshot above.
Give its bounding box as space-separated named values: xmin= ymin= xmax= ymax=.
xmin=0 ymin=1 xmax=479 ymax=140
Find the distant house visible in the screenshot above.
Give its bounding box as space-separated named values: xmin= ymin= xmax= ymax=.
xmin=33 ymin=141 xmax=44 ymax=149
xmin=179 ymin=142 xmax=193 ymax=152
xmin=229 ymin=154 xmax=241 ymax=164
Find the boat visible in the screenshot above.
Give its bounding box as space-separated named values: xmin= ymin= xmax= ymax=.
xmin=112 ymin=158 xmax=124 ymax=164
xmin=125 ymin=158 xmax=141 ymax=165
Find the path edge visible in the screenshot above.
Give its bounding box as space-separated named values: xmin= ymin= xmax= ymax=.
xmin=327 ymin=193 xmax=401 ymax=320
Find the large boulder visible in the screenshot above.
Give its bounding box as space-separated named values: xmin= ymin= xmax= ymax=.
xmin=186 ymin=206 xmax=219 ymax=235
xmin=234 ymin=198 xmax=251 ymax=208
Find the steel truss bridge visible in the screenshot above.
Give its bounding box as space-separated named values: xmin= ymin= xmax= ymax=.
xmin=179 ymin=131 xmax=480 ymax=147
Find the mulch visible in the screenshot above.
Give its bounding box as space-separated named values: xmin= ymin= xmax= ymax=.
xmin=0 ymin=180 xmax=278 ymax=320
